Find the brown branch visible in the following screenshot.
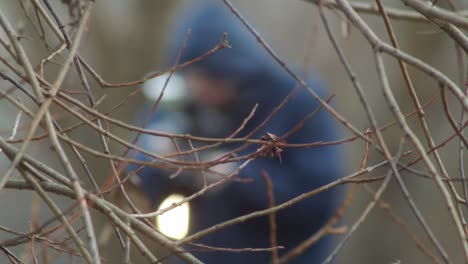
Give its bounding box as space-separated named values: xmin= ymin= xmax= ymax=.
xmin=261 ymin=170 xmax=279 ymax=264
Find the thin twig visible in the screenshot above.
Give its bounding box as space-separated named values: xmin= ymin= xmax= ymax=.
xmin=304 ymin=0 xmax=468 ymax=25
xmin=176 ymin=157 xmax=404 ymax=247
xmin=261 ymin=171 xmax=279 ymax=264
xmin=323 ymin=137 xmax=406 ymax=263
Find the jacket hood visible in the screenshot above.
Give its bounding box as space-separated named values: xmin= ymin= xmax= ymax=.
xmin=164 ymin=1 xmax=331 ymax=126
xmin=166 ymin=1 xmax=273 ymax=89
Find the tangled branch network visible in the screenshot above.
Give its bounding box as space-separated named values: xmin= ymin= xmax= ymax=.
xmin=0 ymin=0 xmax=466 ymax=263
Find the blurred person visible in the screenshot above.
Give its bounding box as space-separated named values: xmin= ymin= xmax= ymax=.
xmin=127 ymin=1 xmax=344 ymax=263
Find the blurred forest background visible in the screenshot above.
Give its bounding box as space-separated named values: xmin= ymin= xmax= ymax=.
xmin=0 ymin=0 xmax=467 ymax=263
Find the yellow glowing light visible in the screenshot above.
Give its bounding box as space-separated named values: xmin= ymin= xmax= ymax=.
xmin=156 ymin=194 xmax=190 ymax=239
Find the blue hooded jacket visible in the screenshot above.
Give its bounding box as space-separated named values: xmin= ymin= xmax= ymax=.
xmin=128 ymin=1 xmax=344 ymax=263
